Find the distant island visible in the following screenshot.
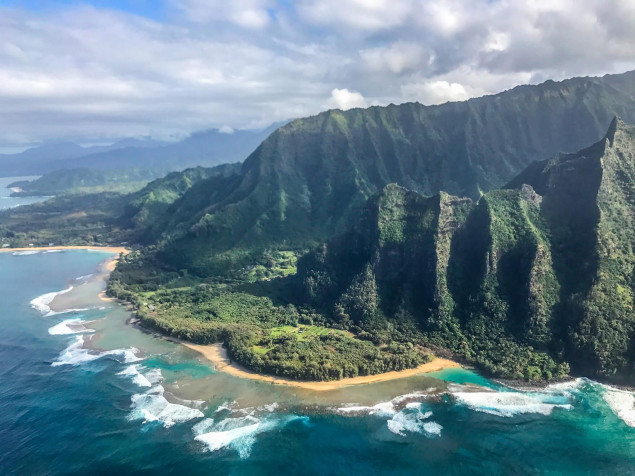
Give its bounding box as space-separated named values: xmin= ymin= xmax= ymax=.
xmin=1 ymin=71 xmax=633 ymax=385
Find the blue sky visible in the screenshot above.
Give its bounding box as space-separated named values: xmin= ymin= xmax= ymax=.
xmin=0 ymin=0 xmax=633 ymax=146
xmin=0 ymin=0 xmax=165 ymax=19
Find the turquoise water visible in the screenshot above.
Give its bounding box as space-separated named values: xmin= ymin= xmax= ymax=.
xmin=0 ymin=176 xmax=48 ymax=210
xmin=1 ymin=251 xmax=634 ymax=475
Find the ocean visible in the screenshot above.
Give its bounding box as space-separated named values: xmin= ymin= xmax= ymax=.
xmin=0 ymin=176 xmax=48 ymax=211
xmin=0 ymin=250 xmax=633 ymax=475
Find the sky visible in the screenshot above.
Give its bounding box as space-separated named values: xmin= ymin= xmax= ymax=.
xmin=0 ymin=0 xmax=634 ymax=148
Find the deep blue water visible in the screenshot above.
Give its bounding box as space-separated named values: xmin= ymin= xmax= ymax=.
xmin=0 ymin=251 xmax=634 ymax=475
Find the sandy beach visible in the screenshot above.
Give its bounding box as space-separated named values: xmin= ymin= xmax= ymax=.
xmin=184 ymin=342 xmax=461 ymax=391
xmin=1 ymin=246 xmax=130 ymax=304
xmin=8 ymin=244 xmax=461 ymax=390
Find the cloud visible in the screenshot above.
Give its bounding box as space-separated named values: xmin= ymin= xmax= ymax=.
xmin=172 ymin=0 xmax=273 ymax=28
xmin=0 ymin=0 xmax=633 ymax=147
xmin=401 ymin=80 xmax=470 ymax=105
xmin=297 ymin=0 xmax=414 ymax=30
xmin=219 ymin=125 xmax=235 ymax=134
xmin=328 ymin=88 xmax=367 ymax=110
xmin=360 ymin=42 xmax=431 ymax=75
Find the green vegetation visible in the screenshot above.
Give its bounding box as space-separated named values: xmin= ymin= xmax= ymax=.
xmin=112 ymin=273 xmax=432 ymax=381
xmin=9 ymin=168 xmax=164 ymax=196
xmin=1 ymin=73 xmax=634 ymax=383
xmin=0 ymin=163 xmax=240 ymax=247
xmin=294 ymin=120 xmax=634 ymax=382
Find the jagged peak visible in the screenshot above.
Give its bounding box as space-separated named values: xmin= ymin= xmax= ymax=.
xmin=604 ymin=116 xmax=635 ymax=147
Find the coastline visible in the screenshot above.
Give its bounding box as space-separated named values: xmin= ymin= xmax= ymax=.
xmin=12 ymin=245 xmax=464 ymax=390
xmin=1 ymin=246 xmax=130 ymax=304
xmin=0 ymin=245 xmax=129 ymax=255
xmin=183 ymin=342 xmax=461 ymax=391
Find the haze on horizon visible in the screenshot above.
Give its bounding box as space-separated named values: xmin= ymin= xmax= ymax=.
xmin=1 ymin=0 xmax=634 ymax=149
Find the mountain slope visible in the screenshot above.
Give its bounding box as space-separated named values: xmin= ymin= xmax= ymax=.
xmin=0 ymin=163 xmax=240 ymax=248
xmin=295 ymin=119 xmax=634 ymax=381
xmin=509 ymin=118 xmax=635 ymax=377
xmin=8 ymin=168 xmax=167 ymax=196
xmin=157 ymin=71 xmax=635 ymax=275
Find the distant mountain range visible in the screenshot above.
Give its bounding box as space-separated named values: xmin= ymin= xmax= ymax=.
xmin=0 ymin=123 xmax=285 ymax=177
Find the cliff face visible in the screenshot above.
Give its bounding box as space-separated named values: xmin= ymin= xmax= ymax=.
xmin=297 ymin=120 xmax=635 ymax=381
xmin=153 ymin=72 xmax=635 ymax=275
xmin=510 ymin=118 xmax=635 ymax=378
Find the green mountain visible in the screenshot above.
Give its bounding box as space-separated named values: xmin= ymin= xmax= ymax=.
xmin=154 ymin=71 xmax=635 ymax=275
xmin=8 ymin=168 xmax=165 ymax=196
xmin=296 ymin=118 xmax=634 ymax=381
xmin=0 ymin=163 xmax=240 ymax=248
xmin=1 ymin=72 xmax=633 ymax=382
xmin=509 ymin=118 xmax=635 ymax=377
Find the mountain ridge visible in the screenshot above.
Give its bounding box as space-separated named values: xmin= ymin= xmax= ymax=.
xmin=295 ymin=118 xmax=634 ymax=381
xmin=153 ymin=70 xmax=635 ymax=276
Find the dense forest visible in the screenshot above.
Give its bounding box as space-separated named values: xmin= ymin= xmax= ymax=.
xmin=2 ymin=72 xmax=634 ymax=383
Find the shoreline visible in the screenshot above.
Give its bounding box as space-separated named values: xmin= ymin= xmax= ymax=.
xmin=1 ymin=246 xmax=130 ymax=305
xmin=0 ymin=245 xmax=129 ymax=255
xmin=183 ymin=342 xmax=461 ymax=391
xmin=12 ymin=245 xmax=465 ymax=390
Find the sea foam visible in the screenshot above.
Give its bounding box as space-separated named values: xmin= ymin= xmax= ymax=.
xmin=452 ymin=390 xmax=573 ymax=417
xmin=127 ymin=369 xmax=204 ymax=428
xmin=601 ymin=386 xmax=635 ymax=428
xmin=387 ymin=407 xmax=436 ymax=436
xmin=48 ymin=318 xmax=94 ymax=335
xmin=52 ymin=335 xmax=143 ymax=367
xmin=118 ymin=364 xmax=152 ymax=388
xmin=336 ymin=391 xmax=432 ymax=416
xmin=129 ymin=391 xmax=204 ymax=428
xmin=31 ymin=286 xmax=73 ymax=316
xmin=194 ymin=414 xmax=308 ymax=458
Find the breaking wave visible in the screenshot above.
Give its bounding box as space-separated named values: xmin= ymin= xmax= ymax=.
xmin=118 ymin=364 xmax=152 ymax=388
xmin=599 ymin=384 xmax=635 ymax=428
xmin=48 ymin=318 xmax=94 ymax=335
xmin=194 ymin=414 xmax=309 ymax=458
xmin=31 ymin=286 xmax=73 ymax=316
xmin=127 ymin=368 xmax=204 ymax=428
xmin=450 ymin=380 xmax=584 ymax=417
xmin=386 ymin=406 xmax=442 ymax=437
xmin=51 ymin=335 xmax=143 ymax=367
xmin=335 ymin=390 xmax=436 ymax=416
xmin=452 ymin=391 xmax=573 ymax=417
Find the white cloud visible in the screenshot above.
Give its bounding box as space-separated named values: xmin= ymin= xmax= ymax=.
xmin=219 ymin=125 xmax=235 ymax=134
xmin=0 ymin=1 xmax=634 ymax=146
xmin=483 ymin=31 xmax=510 ymax=53
xmin=298 ymin=0 xmax=413 ymax=30
xmin=328 ymin=88 xmax=368 ymax=110
xmin=361 ymin=42 xmax=430 ymax=75
xmin=173 ymin=0 xmax=273 ymax=28
xmin=401 ymin=80 xmax=470 ymax=105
